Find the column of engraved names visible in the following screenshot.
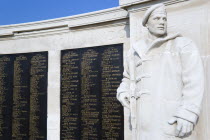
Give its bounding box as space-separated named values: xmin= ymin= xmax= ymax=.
xmin=12 ymin=55 xmax=30 ymax=140
xmin=61 ymin=51 xmax=80 ymax=140
xmin=29 ymin=53 xmax=47 ymax=140
xmin=81 ymin=49 xmax=101 ymax=139
xmin=0 ymin=56 xmax=13 ymax=139
xmin=101 ymin=47 xmax=124 ymax=139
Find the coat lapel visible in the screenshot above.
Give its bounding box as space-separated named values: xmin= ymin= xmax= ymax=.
xmin=132 ymin=40 xmax=148 ymax=58
xmin=132 ymin=33 xmax=181 ymax=58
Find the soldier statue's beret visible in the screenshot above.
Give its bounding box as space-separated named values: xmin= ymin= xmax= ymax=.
xmin=142 ymin=3 xmax=166 ymax=27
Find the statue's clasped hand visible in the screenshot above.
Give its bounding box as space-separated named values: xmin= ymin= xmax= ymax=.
xmin=168 ymin=117 xmax=194 ymax=138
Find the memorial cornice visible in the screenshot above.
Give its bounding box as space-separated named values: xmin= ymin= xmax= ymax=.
xmin=120 ymin=0 xmax=152 ymax=8
xmin=68 ymin=7 xmax=128 ymax=29
xmin=121 ymin=0 xmax=190 ymax=13
xmin=0 ymin=7 xmax=128 ymax=39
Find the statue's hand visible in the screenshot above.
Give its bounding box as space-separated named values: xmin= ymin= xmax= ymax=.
xmin=118 ymin=93 xmax=130 ymax=109
xmin=168 ymin=117 xmax=194 ymax=138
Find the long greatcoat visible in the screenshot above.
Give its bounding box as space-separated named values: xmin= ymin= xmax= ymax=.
xmin=117 ymin=33 xmax=204 ymax=140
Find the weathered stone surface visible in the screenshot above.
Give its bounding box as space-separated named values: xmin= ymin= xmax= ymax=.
xmin=0 ymin=0 xmax=209 ymax=139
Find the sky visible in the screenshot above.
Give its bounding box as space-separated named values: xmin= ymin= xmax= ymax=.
xmin=0 ymin=0 xmax=119 ymax=25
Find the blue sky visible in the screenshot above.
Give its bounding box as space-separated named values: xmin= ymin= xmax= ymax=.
xmin=0 ymin=0 xmax=119 ymax=25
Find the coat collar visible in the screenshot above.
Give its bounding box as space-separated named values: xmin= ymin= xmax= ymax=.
xmin=132 ymin=33 xmax=181 ymax=58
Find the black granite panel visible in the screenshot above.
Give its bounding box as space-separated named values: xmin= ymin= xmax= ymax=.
xmin=12 ymin=54 xmax=31 ymax=140
xmin=29 ymin=53 xmax=48 ymax=140
xmin=0 ymin=52 xmax=48 ymax=140
xmin=61 ymin=51 xmax=81 ymax=140
xmin=61 ymin=44 xmax=124 ymax=140
xmin=0 ymin=56 xmax=14 ymax=140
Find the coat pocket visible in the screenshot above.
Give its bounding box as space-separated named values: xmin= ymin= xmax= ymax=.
xmin=162 ymin=121 xmax=177 ymax=136
xmin=161 ymin=100 xmax=179 ymax=137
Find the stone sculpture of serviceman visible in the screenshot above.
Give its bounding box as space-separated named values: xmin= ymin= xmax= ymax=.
xmin=117 ymin=3 xmax=204 ymax=140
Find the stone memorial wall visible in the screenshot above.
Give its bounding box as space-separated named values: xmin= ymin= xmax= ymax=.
xmin=0 ymin=0 xmax=209 ymax=139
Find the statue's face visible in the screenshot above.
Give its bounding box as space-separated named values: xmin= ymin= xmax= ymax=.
xmin=146 ymin=12 xmax=167 ymax=37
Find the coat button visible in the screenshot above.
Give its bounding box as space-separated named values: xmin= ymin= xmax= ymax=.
xmin=136 ymin=58 xmax=152 ymax=67
xmin=136 ymin=60 xmax=142 ymax=67
xmin=136 ymin=74 xmax=151 ymax=82
xmin=136 ymin=89 xmax=150 ymax=98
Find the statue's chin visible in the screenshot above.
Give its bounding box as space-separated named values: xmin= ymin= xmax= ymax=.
xmin=153 ymin=32 xmax=167 ymax=38
xmin=149 ymin=30 xmax=167 ymax=38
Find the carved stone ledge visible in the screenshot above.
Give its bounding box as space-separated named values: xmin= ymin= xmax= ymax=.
xmin=0 ymin=31 xmax=14 ymax=38
xmin=0 ymin=7 xmax=128 ymax=39
xmin=120 ymin=0 xmax=152 ymax=8
xmin=68 ymin=7 xmax=128 ymax=29
xmin=121 ymin=0 xmax=190 ymax=13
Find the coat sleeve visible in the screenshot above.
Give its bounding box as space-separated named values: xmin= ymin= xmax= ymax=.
xmin=116 ymin=49 xmax=132 ymax=102
xmin=174 ymin=38 xmax=204 ymax=125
